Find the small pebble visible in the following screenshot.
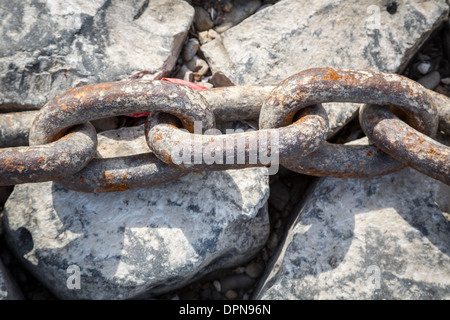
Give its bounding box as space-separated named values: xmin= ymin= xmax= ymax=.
xmin=417 ymin=52 xmax=431 ymax=62
xmin=176 ymin=65 xmax=194 ymax=82
xmin=225 ymin=289 xmax=238 ymax=300
xmin=182 ymin=38 xmax=200 ymax=62
xmin=222 ymin=0 xmax=233 ymax=13
xmin=417 ymin=70 xmax=441 ymax=90
xmin=273 ymin=219 xmax=282 ymax=229
xmin=417 ymin=61 xmax=432 ymax=75
xmin=194 ymin=6 xmax=214 ymax=31
xmin=233 ymin=266 xmax=246 ymax=274
xmin=441 ymin=77 xmax=450 ymax=85
xmin=220 ymin=274 xmax=255 ymax=293
xmin=198 ymin=81 xmax=213 ymax=89
xmin=186 ymin=56 xmax=209 ymax=76
xmin=213 ymin=280 xmax=221 ymax=292
xmin=266 ymin=233 xmax=279 ymax=249
xmin=245 ymin=262 xmax=264 ymax=279
xmin=211 ymin=71 xmax=235 ymax=87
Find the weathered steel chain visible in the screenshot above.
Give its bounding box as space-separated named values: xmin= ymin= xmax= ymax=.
xmin=0 ymin=68 xmax=449 ymax=192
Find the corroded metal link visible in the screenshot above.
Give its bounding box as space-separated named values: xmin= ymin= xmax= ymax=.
xmin=56 ymin=125 xmax=191 ymax=193
xmin=260 ymin=68 xmax=440 ymax=178
xmin=29 ymin=80 xmax=215 ymax=145
xmin=428 ymin=90 xmax=450 ymax=135
xmin=360 ymin=105 xmax=450 ymax=185
xmin=287 ymin=138 xmax=405 ymax=178
xmin=260 ymin=68 xmax=438 ymax=136
xmin=56 ymin=153 xmax=187 ymax=193
xmin=25 ymin=80 xmax=215 ymax=192
xmin=0 ymin=111 xmax=39 ymax=147
xmin=146 ymin=105 xmax=328 ymax=171
xmin=0 ymin=123 xmax=97 ymax=186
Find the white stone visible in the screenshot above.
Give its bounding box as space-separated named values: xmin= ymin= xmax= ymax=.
xmin=0 ymin=0 xmax=194 ymax=109
xmin=254 ymin=168 xmax=450 ymax=299
xmin=3 ymin=167 xmax=270 ymax=299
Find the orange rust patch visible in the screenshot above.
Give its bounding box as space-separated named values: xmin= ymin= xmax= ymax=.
xmin=322 ymin=69 xmax=343 ymax=82
xmin=153 ymin=133 xmax=163 ymax=142
xmin=102 ymin=171 xmax=130 ymax=191
xmin=162 ymin=150 xmax=173 ymax=164
xmin=366 ymin=150 xmax=373 ymax=157
xmin=417 ymin=136 xmax=425 ymax=144
xmin=426 ymin=147 xmax=440 ymax=156
xmin=359 ymin=161 xmax=364 ymax=166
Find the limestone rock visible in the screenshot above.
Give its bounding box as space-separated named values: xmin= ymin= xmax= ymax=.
xmin=3 ymin=167 xmax=270 ymax=299
xmin=0 ymin=0 xmax=194 ymax=110
xmin=254 ymin=168 xmax=450 ymax=299
xmin=201 ymin=0 xmax=449 ymax=136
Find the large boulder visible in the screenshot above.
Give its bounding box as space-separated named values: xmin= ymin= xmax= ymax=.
xmin=3 ymin=168 xmax=269 ymax=299
xmin=254 ymin=167 xmax=450 ymax=299
xmin=201 ymin=0 xmax=449 ymax=135
xmin=0 ymin=0 xmax=194 ymax=111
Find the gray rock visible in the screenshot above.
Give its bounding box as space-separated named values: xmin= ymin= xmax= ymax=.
xmin=0 ymin=0 xmax=194 ymax=110
xmin=181 ymin=38 xmax=200 ymax=62
xmin=417 ymin=61 xmax=432 ymax=75
xmin=185 ymin=56 xmax=209 ymax=76
xmin=211 ymin=71 xmax=235 ymax=87
xmin=175 ymin=64 xmax=194 ymax=82
xmin=201 ymin=0 xmax=449 ymax=137
xmin=417 ymin=70 xmax=441 ymax=90
xmin=3 ymin=166 xmax=270 ymax=299
xmin=254 ymin=168 xmax=450 ymax=300
xmin=0 ymin=258 xmax=24 ymax=300
xmin=214 ymin=0 xmax=262 ymax=34
xmin=198 ymin=29 xmax=221 ymax=45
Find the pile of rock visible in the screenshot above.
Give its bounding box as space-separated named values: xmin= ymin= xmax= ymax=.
xmin=0 ymin=0 xmax=449 ymax=300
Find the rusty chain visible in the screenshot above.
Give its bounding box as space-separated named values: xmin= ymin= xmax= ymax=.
xmin=0 ymin=68 xmax=449 ymax=191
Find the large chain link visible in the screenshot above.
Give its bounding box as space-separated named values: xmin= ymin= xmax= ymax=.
xmin=1 ymin=68 xmax=449 ymax=191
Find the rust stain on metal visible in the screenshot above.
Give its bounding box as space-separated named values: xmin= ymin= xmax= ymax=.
xmin=0 ymin=123 xmax=97 ymax=186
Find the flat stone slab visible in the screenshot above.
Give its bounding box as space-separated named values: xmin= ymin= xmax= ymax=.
xmin=0 ymin=0 xmax=194 ymax=110
xmin=254 ymin=167 xmax=450 ymax=299
xmin=3 ymin=166 xmax=270 ymax=299
xmin=201 ymin=0 xmax=449 ymax=136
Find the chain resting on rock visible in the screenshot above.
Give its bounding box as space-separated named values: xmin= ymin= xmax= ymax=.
xmin=0 ymin=68 xmax=449 ymax=191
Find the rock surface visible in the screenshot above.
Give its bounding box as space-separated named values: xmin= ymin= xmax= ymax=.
xmin=254 ymin=168 xmax=450 ymax=299
xmin=201 ymin=0 xmax=449 ymax=136
xmin=0 ymin=0 xmax=194 ymax=110
xmin=3 ymin=165 xmax=270 ymax=299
